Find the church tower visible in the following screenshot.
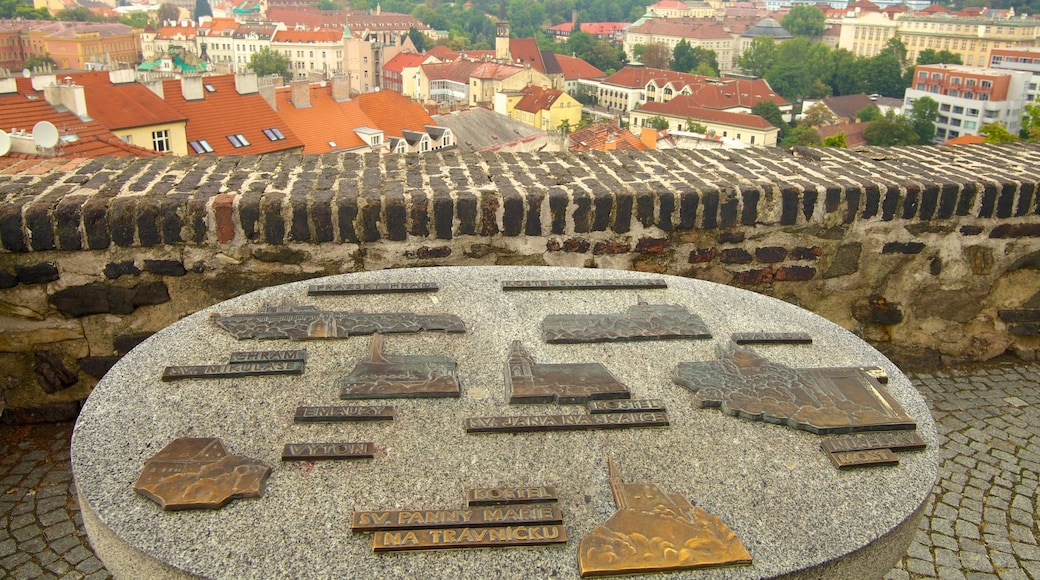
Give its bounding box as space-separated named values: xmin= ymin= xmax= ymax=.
xmin=495 ymin=20 xmax=511 ymax=62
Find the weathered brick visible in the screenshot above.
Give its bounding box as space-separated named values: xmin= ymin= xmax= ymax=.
xmin=790 ymin=246 xmax=821 ymax=260
xmin=591 ymin=189 xmax=612 ymax=232
xmin=775 ymin=265 xmax=816 ymax=281
xmin=549 ymin=188 xmax=568 ymax=235
xmin=238 ymin=191 xmax=262 ymax=241
xmin=213 ymin=193 xmax=236 ymax=244
xmin=937 ymin=183 xmax=959 ymax=219
xmin=502 ymin=191 xmax=523 ymax=236
xmin=261 ymin=192 xmax=286 ymax=245
xmin=636 ymin=237 xmax=667 ymax=253
xmin=960 ymin=225 xmax=983 ymax=236
xmin=546 ymin=239 xmax=561 ymax=252
xmin=0 ymin=200 xmax=28 ymax=252
xmin=457 ymin=192 xmax=477 ymax=236
xmin=82 ymin=197 xmax=111 ymax=250
xmin=677 ymin=188 xmax=698 ymax=229
xmin=883 ymin=241 xmax=926 ymax=254
xmin=719 ymin=231 xmax=744 ymax=243
xmin=754 ymin=247 xmax=787 ymax=263
xmin=289 ymin=189 xmax=310 ymax=242
xmin=780 ymin=187 xmax=799 ymax=225
xmin=853 ymin=295 xmax=904 ymax=325
xmin=54 ymin=195 xmax=84 ymax=250
xmin=0 ymin=269 xmax=17 ymax=288
xmin=385 ymin=187 xmax=408 ymax=242
xmin=593 ymin=240 xmax=631 ymax=255
xmin=919 ymin=184 xmax=939 ymax=220
xmin=562 ymin=238 xmax=590 ymax=253
xmin=732 ymin=268 xmax=773 ymax=285
xmin=160 ymin=193 xmax=188 ymax=244
xmin=412 ymin=246 xmax=451 ymax=259
xmin=431 ymin=191 xmax=453 ymax=240
xmin=719 ymin=195 xmax=739 ymax=228
xmin=740 ymin=187 xmax=759 ymax=225
xmin=861 ymin=184 xmax=880 ymax=219
xmin=613 ymin=189 xmax=632 ymax=234
xmin=634 ymin=186 xmax=654 ymax=228
xmin=14 ymin=263 xmax=59 ymax=285
xmin=881 ymin=185 xmax=899 ymax=221
xmin=1016 ymin=181 xmax=1035 ymax=217
xmin=524 ymin=190 xmax=543 ymax=236
xmin=700 ymin=190 xmax=718 ymax=229
xmin=408 ymin=190 xmax=430 ymax=238
xmin=143 ymin=260 xmax=186 ymax=276
xmin=658 ymin=190 xmax=676 ymax=231
xmin=24 ymin=199 xmax=56 ymax=251
xmin=720 ymin=248 xmax=752 ymax=264
xmin=979 ymin=182 xmax=998 ymax=218
xmin=104 ymin=261 xmax=139 ymax=280
xmin=996 ymin=182 xmax=1017 ymax=218
xmin=801 ymin=185 xmax=818 ymax=221
xmin=956 ymin=182 xmax=977 ymax=216
xmin=49 ymin=283 xmax=110 ymax=317
xmin=825 ymin=186 xmax=841 ymax=215
xmin=359 ymin=192 xmax=381 ymax=242
xmin=337 ymin=190 xmax=359 ymax=243
xmin=572 ymin=189 xmax=592 ymax=234
xmin=108 ymin=197 xmax=136 ymax=247
xmin=688 ymin=247 xmax=717 ymax=264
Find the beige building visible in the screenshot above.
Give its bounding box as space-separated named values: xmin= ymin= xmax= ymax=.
xmin=631 ymin=97 xmax=779 ymax=146
xmin=469 ymin=61 xmax=553 ymax=107
xmin=623 ymin=18 xmax=739 ymax=73
xmin=272 ymin=29 xmax=345 ymax=79
xmin=496 ymin=85 xmax=582 ymax=131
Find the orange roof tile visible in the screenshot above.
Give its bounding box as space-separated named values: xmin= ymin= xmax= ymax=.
xmin=354 ymin=91 xmax=437 ymax=139
xmin=514 ymin=86 xmax=565 ymax=114
xmin=568 ymin=122 xmax=647 ymax=152
xmin=383 ymin=51 xmax=437 ymax=73
xmin=638 ymin=97 xmax=775 ymax=129
xmin=942 ymin=134 xmax=986 ymax=145
xmin=555 ymin=54 xmax=606 ymax=80
xmin=602 ymin=67 xmax=786 ymax=108
xmin=422 ymin=60 xmax=481 ymax=83
xmin=160 ymin=75 xmax=303 ymax=156
xmin=155 ymin=25 xmax=197 ymax=40
xmin=271 ymin=84 xmax=372 ymax=153
xmin=470 ymin=61 xmax=526 ymax=81
xmin=272 ymin=29 xmax=343 ymax=43
xmin=65 ymin=71 xmax=186 ymax=131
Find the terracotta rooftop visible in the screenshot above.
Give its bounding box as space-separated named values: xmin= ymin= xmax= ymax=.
xmin=514 ymin=86 xmax=565 ymax=114
xmin=545 ymin=22 xmax=629 ymax=35
xmin=425 ymin=46 xmax=495 ymax=62
xmin=819 ymin=93 xmax=876 ymax=120
xmin=942 ymin=134 xmax=987 ymax=145
xmin=272 ymin=29 xmax=343 ymax=43
xmin=65 ymin=71 xmax=186 ymax=131
xmin=155 ymin=25 xmax=197 ymax=40
xmin=422 ymin=60 xmax=481 ymax=84
xmin=160 ymin=75 xmax=303 ymax=156
xmin=354 ymin=91 xmax=437 ymax=139
xmin=638 ymin=96 xmax=775 ymax=129
xmin=271 ymin=84 xmax=373 ymax=153
xmin=817 ymin=122 xmax=869 ymax=147
xmin=507 ymin=38 xmax=562 ymax=75
xmin=568 ymin=122 xmax=647 ymax=152
xmin=470 ymin=61 xmax=526 ymax=81
xmin=602 ymin=67 xmax=787 ymax=109
xmin=383 ymin=51 xmax=436 ymax=73
xmin=628 ymin=18 xmax=731 ymax=38
xmin=555 ymin=54 xmax=606 ymax=81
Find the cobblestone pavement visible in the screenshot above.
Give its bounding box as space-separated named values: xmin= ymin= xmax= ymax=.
xmin=2 ymin=363 xmax=1038 ymax=580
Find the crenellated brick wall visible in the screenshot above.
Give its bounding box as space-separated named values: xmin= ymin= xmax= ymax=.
xmin=2 ymin=144 xmax=1039 ymax=421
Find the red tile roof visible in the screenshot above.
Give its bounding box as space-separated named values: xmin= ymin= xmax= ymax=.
xmin=271 ymin=84 xmax=374 ymax=153
xmin=568 ymin=122 xmax=647 ymax=152
xmin=545 ymin=22 xmax=628 ymax=35
xmin=627 ymin=17 xmax=729 ymax=38
xmin=638 ymin=97 xmax=775 ymax=129
xmin=817 ymin=122 xmax=869 ymax=147
xmin=555 ymin=54 xmax=606 ymax=81
xmin=160 ymin=75 xmax=303 ymax=156
xmin=603 ymin=67 xmax=787 ymax=108
xmin=354 ymin=91 xmax=437 ymax=138
xmin=155 ymin=25 xmax=197 ymax=40
xmin=514 ymin=86 xmax=565 ymax=113
xmin=422 ymin=60 xmax=481 ymax=83
xmin=470 ymin=61 xmax=526 ymax=81
xmin=64 ymin=71 xmax=186 ymax=131
xmin=942 ymin=134 xmax=986 ymax=145
xmin=424 ymin=46 xmax=495 ymax=62
xmin=272 ymin=29 xmax=343 ymax=43
xmin=383 ymin=51 xmax=436 ymax=73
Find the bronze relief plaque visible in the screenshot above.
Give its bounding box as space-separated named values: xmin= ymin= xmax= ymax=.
xmin=134 ymin=437 xmax=271 ymax=511
xmin=587 ymin=399 xmax=666 ymax=414
xmin=467 ymin=486 xmax=559 ymax=506
xmin=352 ymin=505 xmax=563 ymax=531
xmin=502 ymin=279 xmax=667 ymax=291
xmin=464 ymin=412 xmax=669 ymax=433
xmin=281 ymin=442 xmax=376 ymax=460
xmin=211 ymin=306 xmax=465 ymax=340
xmin=339 ymin=335 xmax=460 ymax=399
xmin=579 ymin=459 xmax=751 ymax=577
xmin=673 ymin=344 xmax=917 ymax=434
xmin=308 ymin=282 xmax=437 ymax=295
xmin=731 ymin=332 xmax=812 ymax=344
xmin=162 ymin=361 xmax=304 ymax=381
xmin=506 ymin=341 xmax=630 ymax=404
xmin=828 ymin=448 xmax=900 ymax=469
xmin=228 ymin=349 xmax=307 ymax=363
xmin=821 ymin=431 xmax=926 ymax=453
xmin=371 ymin=525 xmax=567 ymax=551
xmin=294 ymin=406 xmax=395 ymax=422
xmin=542 ymin=299 xmax=712 ymax=343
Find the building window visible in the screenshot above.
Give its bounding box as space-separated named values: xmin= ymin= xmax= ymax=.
xmin=262 ymin=128 xmax=286 ymax=141
xmin=980 ymin=80 xmax=992 ymax=88
xmin=227 ymin=134 xmax=251 ymax=147
xmin=189 ymin=140 xmax=214 ymax=153
xmin=152 ymin=130 xmax=170 ymax=152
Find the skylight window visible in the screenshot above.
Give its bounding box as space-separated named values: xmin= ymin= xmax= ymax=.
xmin=263 ymin=128 xmax=286 ymax=141
xmin=227 ymin=134 xmax=250 ymax=147
xmin=204 ymin=84 xmax=216 ymax=92
xmin=189 ymin=140 xmax=214 ymax=153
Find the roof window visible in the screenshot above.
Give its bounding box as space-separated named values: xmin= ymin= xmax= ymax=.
xmin=189 ymin=140 xmax=214 ymax=153
xmin=227 ymin=134 xmax=250 ymax=147
xmin=204 ymin=83 xmax=216 ymax=92
xmin=262 ymin=128 xmax=286 ymax=141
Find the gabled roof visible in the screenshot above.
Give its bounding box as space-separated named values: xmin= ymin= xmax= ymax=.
xmin=638 ymin=97 xmax=775 ymax=129
xmin=155 ymin=25 xmax=197 ymax=40
xmin=270 ymin=83 xmax=374 ymax=153
xmin=820 ymin=93 xmax=876 ymax=120
xmin=627 ymin=17 xmax=731 ymax=38
xmin=514 ymin=86 xmax=566 ymax=114
xmin=65 ymin=71 xmax=187 ymax=131
xmin=383 ymin=51 xmax=437 ymax=73
xmin=545 ymin=22 xmax=629 ymax=35
xmin=686 ymin=78 xmax=788 ymax=109
xmin=942 ymin=134 xmax=986 ymax=145
xmin=422 ymin=60 xmax=481 ymax=83
xmin=432 ymin=107 xmax=544 ymax=153
xmin=847 ymin=0 xmax=881 ymax=12
xmin=272 ymin=29 xmax=343 ymax=43
xmin=470 ymin=61 xmax=526 ymax=81
xmin=0 ymin=78 xmax=163 ymax=158
xmin=569 ymin=122 xmax=647 ymax=152
xmin=197 ymin=17 xmax=239 ymax=35
xmin=817 ymin=122 xmax=869 ymax=147
xmin=161 ymin=75 xmax=303 ymax=156
xmin=354 ymin=91 xmax=438 ymax=139
xmin=507 ymin=38 xmax=548 ymax=70
xmin=424 ymin=46 xmax=496 ymax=62
xmin=555 ymin=54 xmax=606 ymax=81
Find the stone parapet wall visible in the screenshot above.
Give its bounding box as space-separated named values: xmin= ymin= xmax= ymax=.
xmin=1 ymin=144 xmax=1039 ymax=420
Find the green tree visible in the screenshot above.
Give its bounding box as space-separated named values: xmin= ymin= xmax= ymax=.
xmin=908 ymin=96 xmax=939 ymax=144
xmin=157 ymin=3 xmax=180 ymax=23
xmin=737 ymin=36 xmax=776 ymax=78
xmin=194 ymin=0 xmax=212 ymax=19
xmin=586 ymin=40 xmax=624 ymax=73
xmin=863 ymin=110 xmax=919 ymax=146
xmin=2 ymin=0 xmax=52 ymax=19
xmin=751 ymin=101 xmax=788 ymax=140
xmin=866 ymin=50 xmax=905 ymax=98
xmin=407 ymin=26 xmax=428 ymax=51
xmin=684 ymin=118 xmax=708 ymax=133
xmin=646 ymin=116 xmax=670 ymax=130
xmin=119 ymin=12 xmax=153 ymax=27
xmin=780 ymin=125 xmax=821 ymax=147
xmin=829 ymin=48 xmax=868 ymax=96
xmin=916 ymin=49 xmax=962 ymax=66
xmin=56 ymin=6 xmax=106 ymax=21
xmin=565 ymin=31 xmax=596 ymax=61
xmin=22 ymin=53 xmax=56 ymax=69
xmin=980 ymin=122 xmax=1018 ymax=143
xmin=316 ymin=0 xmax=339 ymax=8
xmin=1022 ymin=96 xmax=1040 ymax=140
xmin=781 ymin=5 xmax=825 ymax=37
xmin=855 ymin=106 xmax=882 ymax=122
xmin=692 ymin=61 xmax=717 ymax=76
xmin=801 ymin=102 xmax=836 ymax=127
xmin=558 ymin=118 xmax=572 ymax=133
xmin=671 ymin=40 xmax=697 ymax=72
xmin=822 ymin=132 xmax=847 ymax=147
xmin=248 ymin=47 xmax=291 ymax=80
xmin=639 ymin=42 xmax=670 ymax=69
xmin=765 ymin=37 xmax=832 ymax=102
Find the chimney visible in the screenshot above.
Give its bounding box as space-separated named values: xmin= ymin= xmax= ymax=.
xmin=235 ymin=71 xmax=258 ymax=94
xmin=290 ymin=78 xmax=311 ymax=108
xmin=108 ymin=68 xmax=136 ymax=84
xmin=258 ymin=76 xmax=277 ymax=110
xmin=640 ymin=127 xmax=658 ymax=149
xmin=43 ymin=79 xmax=89 ymax=121
xmin=0 ymin=75 xmax=15 ymax=95
xmin=142 ymin=78 xmax=165 ymax=99
xmin=180 ymin=74 xmax=204 ymax=100
xmin=331 ymin=73 xmax=349 ymax=102
xmin=572 ymin=8 xmax=578 ymax=23
xmin=30 ymin=67 xmax=56 ymax=91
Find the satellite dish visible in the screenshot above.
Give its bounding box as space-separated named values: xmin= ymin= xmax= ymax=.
xmin=0 ymin=130 xmax=9 ymax=157
xmin=21 ymin=68 xmax=29 ymax=78
xmin=32 ymin=121 xmax=59 ymax=149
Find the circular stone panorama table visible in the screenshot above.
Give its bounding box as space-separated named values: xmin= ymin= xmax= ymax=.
xmin=72 ymin=266 xmax=938 ymax=580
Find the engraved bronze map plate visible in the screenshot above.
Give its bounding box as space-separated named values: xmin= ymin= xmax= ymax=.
xmin=579 ymin=460 xmax=751 ymax=577
xmin=587 ymin=399 xmax=666 ymax=414
xmin=542 ymin=299 xmax=711 ymax=343
xmin=821 ymin=431 xmax=926 ymax=453
xmin=828 ymin=448 xmax=900 ymax=469
xmin=467 ymin=486 xmax=559 ymax=506
xmin=506 ymin=341 xmax=629 ymax=404
xmin=371 ymin=525 xmax=567 ymax=551
xmin=294 ymin=406 xmax=395 ymax=422
xmin=673 ymin=345 xmax=917 ymax=434
xmin=339 ymin=335 xmax=460 ymax=399
xmin=731 ymin=332 xmax=812 ymax=345
xmin=211 ymin=306 xmax=465 ymax=340
xmin=281 ymin=442 xmax=375 ymax=460
xmin=352 ymin=505 xmax=563 ymax=531
xmin=502 ymin=279 xmax=667 ymax=291
xmin=308 ymin=282 xmax=438 ymax=296
xmin=465 ymin=412 xmax=669 ymax=433
xmin=162 ymin=361 xmax=304 ymax=381
xmin=229 ymin=349 xmax=307 ymax=363
xmin=134 ymin=438 xmax=271 ymax=511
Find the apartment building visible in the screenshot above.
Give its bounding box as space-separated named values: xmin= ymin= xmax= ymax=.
xmin=271 ymin=29 xmax=344 ymax=79
xmin=989 ymin=47 xmax=1040 ymax=102
xmin=904 ymin=63 xmax=1031 ymax=141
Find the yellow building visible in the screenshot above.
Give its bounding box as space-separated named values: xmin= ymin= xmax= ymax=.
xmin=469 ymin=61 xmax=553 ymax=107
xmin=497 ymin=85 xmax=582 ymax=132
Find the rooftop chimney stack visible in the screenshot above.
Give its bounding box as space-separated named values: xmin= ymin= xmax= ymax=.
xmin=180 ymin=74 xmax=204 ymax=100
xmin=258 ymin=75 xmax=277 ymax=110
xmin=43 ymin=79 xmax=89 ymax=121
xmin=235 ymin=71 xmax=258 ymax=95
xmin=290 ymin=78 xmax=311 ymax=108
xmin=331 ymin=73 xmax=349 ymax=102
